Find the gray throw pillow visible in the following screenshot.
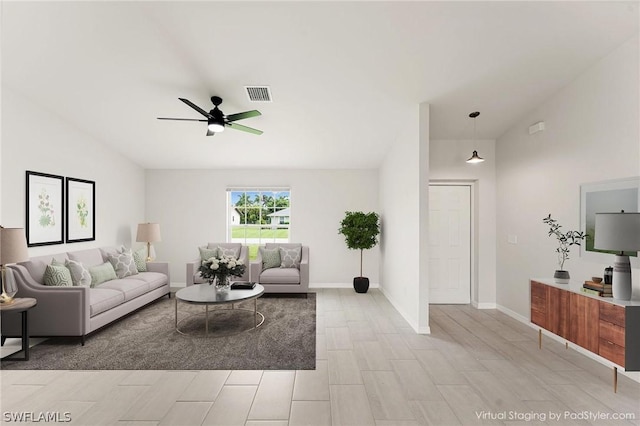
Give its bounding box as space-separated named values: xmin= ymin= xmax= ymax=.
xmin=279 ymin=246 xmax=301 ymax=269
xmin=133 ymin=247 xmax=147 ymax=272
xmin=43 ymin=263 xmax=73 ymax=287
xmin=89 ymin=262 xmax=118 ymax=286
xmin=108 ymin=249 xmax=138 ymax=279
xmin=65 ymin=259 xmax=92 ymax=287
xmin=259 ymin=247 xmax=281 ymax=270
xmin=199 ymin=247 xmax=218 ymax=261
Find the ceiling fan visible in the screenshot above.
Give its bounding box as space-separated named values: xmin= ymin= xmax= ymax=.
xmin=157 ymin=96 xmax=263 ymax=136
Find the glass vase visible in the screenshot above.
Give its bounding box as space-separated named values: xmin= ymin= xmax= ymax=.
xmin=215 ymin=275 xmax=231 ymax=291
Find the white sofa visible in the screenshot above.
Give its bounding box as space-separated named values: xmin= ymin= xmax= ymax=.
xmin=185 ymin=242 xmax=249 ymax=286
xmin=1 ymin=246 xmax=170 ymax=345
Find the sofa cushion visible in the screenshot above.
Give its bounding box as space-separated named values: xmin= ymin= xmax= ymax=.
xmin=100 ymin=278 xmax=151 ymax=302
xmin=89 ymin=288 xmax=125 ymax=317
xmin=279 ymin=246 xmax=301 ymax=269
xmin=43 ymin=264 xmax=73 ymax=287
xmin=68 ymin=249 xmax=104 ymax=268
xmin=133 ymin=247 xmax=147 ymax=272
xmin=130 ymin=271 xmax=167 ymax=291
xmin=65 ymin=259 xmax=92 ymax=287
xmin=193 ymin=272 xmax=207 ymax=284
xmin=259 ymin=267 xmax=300 ymax=284
xmin=89 ymin=262 xmax=118 ymax=286
xmin=260 ymin=247 xmax=281 ymax=270
xmin=108 ymin=249 xmax=138 ymax=279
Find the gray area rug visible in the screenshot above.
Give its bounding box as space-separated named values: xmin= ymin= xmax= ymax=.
xmin=1 ymin=293 xmax=315 ymax=370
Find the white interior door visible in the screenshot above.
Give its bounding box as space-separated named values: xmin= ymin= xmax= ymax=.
xmin=428 ymin=185 xmax=471 ymax=304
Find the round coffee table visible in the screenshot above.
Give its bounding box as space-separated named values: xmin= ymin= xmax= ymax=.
xmin=175 ymin=284 xmax=264 ymax=336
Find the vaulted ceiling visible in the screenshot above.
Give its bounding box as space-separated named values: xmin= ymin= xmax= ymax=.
xmin=3 ymin=1 xmax=638 ymax=169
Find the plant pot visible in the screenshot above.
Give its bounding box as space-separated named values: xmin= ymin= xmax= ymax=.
xmin=553 ymin=270 xmax=570 ymax=284
xmin=353 ymin=277 xmax=369 ymax=293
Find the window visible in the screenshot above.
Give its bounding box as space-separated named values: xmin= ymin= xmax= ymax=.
xmin=227 ymin=189 xmax=290 ymax=259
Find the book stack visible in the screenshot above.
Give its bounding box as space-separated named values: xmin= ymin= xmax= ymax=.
xmin=582 ymin=280 xmax=612 ymax=297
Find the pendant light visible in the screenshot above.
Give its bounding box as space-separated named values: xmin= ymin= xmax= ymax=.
xmin=466 ymin=111 xmax=485 ymax=164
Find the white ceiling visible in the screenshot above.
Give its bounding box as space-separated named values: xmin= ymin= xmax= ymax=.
xmin=3 ymin=1 xmax=638 ymax=169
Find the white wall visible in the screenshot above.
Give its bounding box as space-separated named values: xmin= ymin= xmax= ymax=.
xmin=496 ymin=35 xmax=640 ymax=319
xmin=1 ymin=88 xmax=145 ymax=256
xmin=379 ymin=105 xmax=424 ymax=332
xmin=429 ymin=138 xmax=497 ymax=307
xmin=144 ymin=169 xmax=379 ymax=285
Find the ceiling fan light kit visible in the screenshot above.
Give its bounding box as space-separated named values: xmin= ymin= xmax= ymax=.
xmin=158 ymin=95 xmax=263 ymax=136
xmin=466 ymin=111 xmax=485 ymax=164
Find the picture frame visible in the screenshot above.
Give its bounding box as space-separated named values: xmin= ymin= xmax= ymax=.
xmin=580 ymin=176 xmax=640 ymax=267
xmin=26 ymin=171 xmax=64 ymax=247
xmin=66 ymin=177 xmax=96 ymax=243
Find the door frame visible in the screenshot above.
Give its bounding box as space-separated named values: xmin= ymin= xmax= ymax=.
xmin=428 ymin=180 xmax=477 ymax=305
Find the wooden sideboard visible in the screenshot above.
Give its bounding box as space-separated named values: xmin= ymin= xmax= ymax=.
xmin=530 ymin=279 xmax=640 ymax=392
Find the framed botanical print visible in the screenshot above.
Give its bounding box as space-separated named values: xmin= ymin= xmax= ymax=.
xmin=26 ymin=171 xmax=64 ymax=246
xmin=66 ymin=177 xmax=95 ymax=243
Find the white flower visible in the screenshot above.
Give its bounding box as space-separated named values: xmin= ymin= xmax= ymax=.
xmin=210 ymin=263 xmax=219 ymax=270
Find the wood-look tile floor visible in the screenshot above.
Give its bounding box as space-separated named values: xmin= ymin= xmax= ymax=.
xmin=1 ymin=288 xmax=639 ymax=425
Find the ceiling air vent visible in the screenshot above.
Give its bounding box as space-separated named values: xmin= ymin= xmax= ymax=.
xmin=245 ymin=86 xmax=272 ymax=102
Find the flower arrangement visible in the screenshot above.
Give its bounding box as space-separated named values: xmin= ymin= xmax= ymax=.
xmin=198 ymin=255 xmax=246 ymax=287
xmin=542 ymin=214 xmax=587 ymax=270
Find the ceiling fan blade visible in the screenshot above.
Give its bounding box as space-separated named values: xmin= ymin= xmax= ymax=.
xmin=179 ymin=98 xmax=212 ymax=118
xmin=227 ymin=122 xmax=263 ymax=135
xmin=157 ymin=117 xmax=207 ymax=121
xmin=226 ymin=110 xmax=261 ymax=122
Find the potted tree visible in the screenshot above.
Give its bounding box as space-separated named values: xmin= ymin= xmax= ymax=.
xmin=338 ymin=211 xmax=380 ymax=293
xmin=542 ymin=214 xmax=586 ymax=284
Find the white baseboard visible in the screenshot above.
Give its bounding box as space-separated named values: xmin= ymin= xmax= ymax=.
xmin=496 ymin=304 xmax=640 ymax=384
xmin=309 ymin=282 xmax=380 ymax=289
xmin=472 ymin=301 xmax=497 ymax=309
xmin=378 ymin=287 xmax=429 ymax=334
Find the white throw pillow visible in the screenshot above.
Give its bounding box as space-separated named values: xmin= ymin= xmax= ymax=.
xmin=108 ymin=249 xmax=138 ymax=279
xmin=279 ymin=246 xmax=301 ymax=269
xmin=65 ymin=259 xmax=92 ymax=287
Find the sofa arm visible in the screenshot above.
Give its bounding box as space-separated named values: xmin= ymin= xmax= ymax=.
xmin=299 ymin=246 xmax=309 ymax=289
xmin=185 ymin=258 xmax=201 ymax=287
xmin=249 ymin=250 xmax=263 ymax=283
xmin=2 ymin=265 xmax=90 ymax=337
xmin=147 ymin=261 xmax=170 ymax=283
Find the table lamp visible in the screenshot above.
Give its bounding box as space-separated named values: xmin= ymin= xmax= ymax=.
xmin=594 ymin=212 xmax=640 ymax=300
xmin=0 ymin=227 xmax=29 ymax=304
xmin=136 ymin=223 xmax=161 ymax=262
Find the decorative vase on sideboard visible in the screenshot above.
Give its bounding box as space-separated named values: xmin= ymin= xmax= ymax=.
xmin=553 ymin=270 xmax=570 ymax=284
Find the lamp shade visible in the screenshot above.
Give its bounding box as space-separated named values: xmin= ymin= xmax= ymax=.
xmin=0 ymin=228 xmax=29 ymax=264
xmin=594 ymin=212 xmax=640 ymax=252
xmin=136 ymin=223 xmax=161 ymax=243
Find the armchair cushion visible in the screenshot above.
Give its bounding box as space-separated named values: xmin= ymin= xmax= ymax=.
xmin=217 ymin=245 xmax=240 ymax=258
xmin=279 ymin=246 xmax=301 ymax=268
xmin=199 ymin=247 xmax=218 ymax=261
xmin=259 ymin=267 xmax=301 ymax=284
xmin=259 ymin=247 xmax=281 ymax=270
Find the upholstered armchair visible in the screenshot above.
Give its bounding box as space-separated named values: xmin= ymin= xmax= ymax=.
xmin=186 ymin=242 xmax=249 ymax=286
xmin=249 ymin=243 xmax=309 ymax=293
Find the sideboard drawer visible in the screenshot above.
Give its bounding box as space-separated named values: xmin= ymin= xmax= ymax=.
xmin=599 ymin=320 xmax=625 ymax=348
xmin=531 ymin=309 xmax=546 ymax=327
xmin=599 ymin=338 xmax=625 ymax=367
xmin=531 ymin=281 xmax=547 ymax=299
xmin=600 ymin=303 xmax=625 ymax=328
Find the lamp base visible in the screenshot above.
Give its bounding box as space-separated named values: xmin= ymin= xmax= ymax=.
xmin=612 ymin=255 xmax=632 ymax=301
xmin=0 ymin=292 xmax=15 ymax=304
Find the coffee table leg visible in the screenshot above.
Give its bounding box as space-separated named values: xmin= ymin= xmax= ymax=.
xmin=23 ymin=310 xmax=29 ymax=361
xmin=254 ymin=298 xmax=257 ymax=328
xmin=205 ymin=305 xmax=209 ymax=334
xmin=175 ymin=297 xmax=178 ymax=330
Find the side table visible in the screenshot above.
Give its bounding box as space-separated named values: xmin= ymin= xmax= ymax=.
xmin=1 ymin=297 xmax=37 ymax=361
